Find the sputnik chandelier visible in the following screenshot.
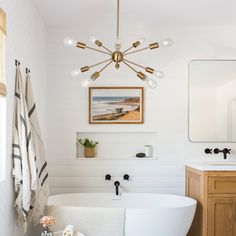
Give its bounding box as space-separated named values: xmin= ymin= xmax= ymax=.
xmin=64 ymin=0 xmax=172 ymax=89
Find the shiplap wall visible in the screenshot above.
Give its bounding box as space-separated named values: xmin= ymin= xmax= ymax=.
xmin=46 ymin=26 xmax=236 ymax=196
xmin=0 ymin=0 xmax=47 ymax=235
xmin=48 ymin=158 xmax=185 ymax=195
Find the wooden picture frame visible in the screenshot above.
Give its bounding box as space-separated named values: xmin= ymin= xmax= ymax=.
xmin=89 ymin=87 xmax=144 ymax=124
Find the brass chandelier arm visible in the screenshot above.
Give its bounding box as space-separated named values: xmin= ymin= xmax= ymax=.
xmin=94 ymin=40 xmax=113 ymax=53
xmin=123 ymin=46 xmax=150 ymax=56
xmin=123 ymin=59 xmax=146 ymax=70
xmin=122 ymin=60 xmax=139 ymax=74
xmin=123 ymin=59 xmax=156 ymax=75
xmin=122 ymin=60 xmax=149 ymax=81
xmin=122 ymin=41 xmax=143 ymax=54
xmin=101 ymin=45 xmax=113 ymax=54
xmin=85 ymin=45 xmax=112 ymax=55
xmin=122 ymin=46 xmax=134 ymax=54
xmin=124 ymin=42 xmax=159 ymax=56
xmin=98 ymin=60 xmax=113 ymax=73
xmin=89 ymin=58 xmax=113 ymax=69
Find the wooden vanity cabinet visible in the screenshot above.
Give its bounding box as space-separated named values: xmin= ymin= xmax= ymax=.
xmin=186 ymin=167 xmax=236 ymax=236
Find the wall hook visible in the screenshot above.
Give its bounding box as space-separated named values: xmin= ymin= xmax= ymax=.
xmin=26 ymin=68 xmax=31 ymax=74
xmin=15 ymin=59 xmax=20 ymax=66
xmin=123 ymin=174 xmax=130 ymax=181
xmin=105 ymin=174 xmax=111 ymax=181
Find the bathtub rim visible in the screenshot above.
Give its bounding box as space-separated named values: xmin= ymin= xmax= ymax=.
xmin=47 ymin=192 xmax=197 ymax=210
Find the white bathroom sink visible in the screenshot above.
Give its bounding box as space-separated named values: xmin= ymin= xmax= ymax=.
xmin=207 ymin=162 xmax=236 ymax=166
xmin=186 ymin=162 xmax=236 ymax=171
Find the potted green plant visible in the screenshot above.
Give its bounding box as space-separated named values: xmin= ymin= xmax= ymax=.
xmin=77 ymin=138 xmax=99 ymax=158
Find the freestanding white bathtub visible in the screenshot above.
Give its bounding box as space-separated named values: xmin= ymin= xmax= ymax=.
xmin=48 ymin=193 xmax=196 ymax=236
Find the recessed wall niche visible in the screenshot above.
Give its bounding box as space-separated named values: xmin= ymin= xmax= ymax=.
xmin=76 ymin=131 xmax=157 ymax=160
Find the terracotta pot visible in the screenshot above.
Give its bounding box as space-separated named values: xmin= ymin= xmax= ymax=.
xmin=84 ymin=147 xmax=96 ymax=158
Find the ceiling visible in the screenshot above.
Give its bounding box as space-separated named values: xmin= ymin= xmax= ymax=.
xmin=33 ymin=0 xmax=236 ymax=28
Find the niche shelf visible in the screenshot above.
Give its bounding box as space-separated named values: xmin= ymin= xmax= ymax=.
xmin=76 ymin=131 xmax=157 ymax=160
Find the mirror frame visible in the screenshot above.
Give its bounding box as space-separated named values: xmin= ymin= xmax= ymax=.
xmin=188 ymin=59 xmax=236 ymax=143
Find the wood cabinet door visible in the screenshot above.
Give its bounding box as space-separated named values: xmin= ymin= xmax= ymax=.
xmin=208 ymin=177 xmax=236 ymax=194
xmin=208 ymin=197 xmax=236 ymax=236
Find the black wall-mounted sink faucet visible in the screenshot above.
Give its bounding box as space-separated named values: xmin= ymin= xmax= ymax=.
xmin=214 ymin=148 xmax=231 ymax=159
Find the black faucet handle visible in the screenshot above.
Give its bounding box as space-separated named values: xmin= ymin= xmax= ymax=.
xmin=223 ymin=148 xmax=231 ymax=154
xmin=205 ymin=148 xmax=213 ymax=154
xmin=105 ymin=174 xmax=111 ymax=181
xmin=123 ymin=174 xmax=130 ymax=181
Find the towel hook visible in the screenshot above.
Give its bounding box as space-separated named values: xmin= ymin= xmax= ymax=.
xmin=15 ymin=59 xmax=20 ymax=66
xmin=26 ymin=68 xmax=31 ymax=74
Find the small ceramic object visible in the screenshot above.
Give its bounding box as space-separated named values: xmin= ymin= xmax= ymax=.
xmin=136 ymin=152 xmax=146 ymax=158
xmin=145 ymin=145 xmax=152 ymax=157
xmin=63 ymin=225 xmax=74 ymax=236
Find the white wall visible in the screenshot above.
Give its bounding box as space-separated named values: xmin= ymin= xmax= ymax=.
xmin=0 ymin=0 xmax=47 ymax=235
xmin=46 ymin=26 xmax=236 ymax=196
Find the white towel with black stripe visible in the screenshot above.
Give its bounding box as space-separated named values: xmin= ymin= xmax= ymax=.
xmin=25 ymin=72 xmax=49 ymax=224
xmin=12 ymin=66 xmax=37 ymax=232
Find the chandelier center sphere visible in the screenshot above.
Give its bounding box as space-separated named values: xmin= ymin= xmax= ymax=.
xmin=112 ymin=51 xmax=123 ymax=63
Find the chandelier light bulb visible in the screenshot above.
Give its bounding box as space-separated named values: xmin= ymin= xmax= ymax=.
xmin=81 ymin=77 xmax=93 ymax=88
xmin=161 ymin=39 xmax=173 ymax=47
xmin=71 ymin=69 xmax=81 ymax=77
xmin=89 ymin=36 xmax=97 ymax=43
xmin=64 ymin=37 xmax=77 ymax=47
xmin=145 ymin=77 xmax=157 ymax=89
xmin=115 ymin=38 xmax=121 ymax=44
xmin=115 ymin=38 xmax=122 ymax=50
xmin=154 ymin=70 xmax=164 ymax=78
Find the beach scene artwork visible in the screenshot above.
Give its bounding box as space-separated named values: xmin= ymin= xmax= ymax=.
xmin=89 ymin=87 xmax=144 ymax=124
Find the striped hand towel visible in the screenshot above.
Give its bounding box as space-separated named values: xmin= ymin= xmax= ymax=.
xmin=12 ymin=66 xmax=37 ymax=232
xmin=25 ymin=72 xmax=49 ymax=225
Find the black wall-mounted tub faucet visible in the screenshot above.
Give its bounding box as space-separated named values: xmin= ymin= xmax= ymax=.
xmin=114 ymin=181 xmax=120 ymax=196
xmin=214 ymin=148 xmax=231 ymax=159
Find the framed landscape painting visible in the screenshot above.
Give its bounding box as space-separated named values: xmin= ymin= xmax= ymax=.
xmin=89 ymin=87 xmax=144 ymax=124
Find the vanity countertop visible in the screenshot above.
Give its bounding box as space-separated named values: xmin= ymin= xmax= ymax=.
xmin=185 ymin=161 xmax=236 ymax=171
